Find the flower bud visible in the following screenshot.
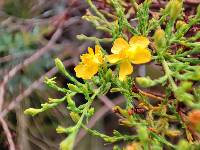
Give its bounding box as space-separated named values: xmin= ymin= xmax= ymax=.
xmin=105 ymin=69 xmax=113 ymax=81
xmin=165 ymin=0 xmax=183 ymax=20
xmin=138 ymin=126 xmax=148 ymax=142
xmin=119 ymin=119 xmax=132 ymax=127
xmin=70 ymin=112 xmax=80 ymax=123
xmin=181 ymin=81 xmax=192 ymax=90
xmin=113 ymin=106 xmax=129 ymax=118
xmin=136 ymin=76 xmax=154 ymax=88
xmin=66 ymin=95 xmax=76 ymax=108
xmin=126 ymin=142 xmax=142 ymax=150
xmin=177 ymin=140 xmax=190 ymax=150
xmin=56 ymin=126 xmax=74 ymax=134
xmin=24 ymin=108 xmax=41 ymax=116
xmin=68 ymin=84 xmax=81 ymax=93
xmin=55 ymin=58 xmax=66 ymax=75
xmin=113 ymin=145 xmax=121 ymax=150
xmin=175 ymin=82 xmax=194 ymax=104
xmin=165 ymin=129 xmax=181 ymax=137
xmin=188 ymin=110 xmax=200 ymax=132
xmin=176 ymin=20 xmax=187 ymax=30
xmin=48 ymin=98 xmax=63 ymax=103
xmin=60 ymin=132 xmax=76 ymax=150
xmin=110 ymin=88 xmax=121 ymax=93
xmin=153 ymin=29 xmax=166 ymax=49
xmin=56 ymin=126 xmax=68 ymax=134
xmin=88 ymin=107 xmax=94 ymax=117
xmin=175 ymin=20 xmax=188 ymax=38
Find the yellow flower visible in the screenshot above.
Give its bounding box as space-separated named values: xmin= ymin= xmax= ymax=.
xmin=107 ymin=36 xmax=151 ymax=81
xmin=74 ymin=45 xmax=103 ymax=79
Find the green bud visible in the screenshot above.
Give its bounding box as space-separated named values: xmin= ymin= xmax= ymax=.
xmin=119 ymin=119 xmax=132 ymax=127
xmin=88 ymin=107 xmax=94 ymax=117
xmin=56 ymin=126 xmax=75 ymax=134
xmin=76 ymin=34 xmax=88 ymax=41
xmin=136 ymin=76 xmax=154 ymax=88
xmin=165 ymin=0 xmax=183 ymax=20
xmin=184 ymin=71 xmax=200 ymax=81
xmin=113 ymin=106 xmax=129 ymax=118
xmin=138 ymin=126 xmax=148 ymax=142
xmin=175 ymin=82 xmax=194 ymax=104
xmin=68 ymin=84 xmax=81 ymax=93
xmin=44 ymin=77 xmax=56 ymax=85
xmin=176 ymin=20 xmax=187 ymax=30
xmin=55 ymin=58 xmax=65 ymax=73
xmin=180 ymin=81 xmax=193 ymax=91
xmin=103 ymin=136 xmax=118 ymax=143
xmin=175 ymin=20 xmax=189 ymax=38
xmin=56 ymin=126 xmax=68 ymax=134
xmin=48 ymin=98 xmax=63 ymax=103
xmin=66 ymin=95 xmax=75 ymax=107
xmin=24 ymin=108 xmax=41 ymax=116
xmin=177 ymin=140 xmax=190 ymax=150
xmin=82 ymin=15 xmax=100 ymax=27
xmin=113 ymin=145 xmax=120 ymax=150
xmin=113 ymin=130 xmax=121 ymax=136
xmin=153 ymin=29 xmax=166 ymax=49
xmin=60 ymin=132 xmax=76 ymax=150
xmin=41 ymin=103 xmax=50 ymax=109
xmin=179 ymin=93 xmax=194 ymax=105
xmin=70 ymin=112 xmax=80 ymax=123
xmin=165 ymin=129 xmax=181 ymax=137
xmin=110 ymin=88 xmax=122 ymax=93
xmin=105 ymin=69 xmax=113 ymax=81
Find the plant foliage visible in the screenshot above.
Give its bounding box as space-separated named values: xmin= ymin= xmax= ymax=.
xmin=25 ymin=0 xmax=200 ymax=150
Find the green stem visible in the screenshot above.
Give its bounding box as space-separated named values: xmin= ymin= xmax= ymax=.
xmin=75 ymin=90 xmax=99 ymax=130
xmin=86 ymin=0 xmax=108 ymax=22
xmin=162 ymin=59 xmax=177 ymax=90
xmin=77 ymin=34 xmax=112 ymax=43
xmin=82 ymin=124 xmax=136 ymax=143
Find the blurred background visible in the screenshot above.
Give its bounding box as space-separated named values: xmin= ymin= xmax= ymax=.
xmin=0 ymin=0 xmax=198 ymax=150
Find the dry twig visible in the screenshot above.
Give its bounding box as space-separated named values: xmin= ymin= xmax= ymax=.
xmin=0 ymin=27 xmax=63 ymax=111
xmin=0 ymin=116 xmax=15 ymax=150
xmin=0 ymin=58 xmax=75 ymax=117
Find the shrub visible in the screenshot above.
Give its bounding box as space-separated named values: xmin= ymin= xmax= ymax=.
xmin=25 ymin=0 xmax=200 ymax=149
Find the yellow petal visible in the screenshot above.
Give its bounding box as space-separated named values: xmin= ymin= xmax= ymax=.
xmin=107 ymin=54 xmax=121 ymax=64
xmin=74 ymin=63 xmax=98 ymax=79
xmin=74 ymin=64 xmax=85 ymax=78
xmin=83 ymin=63 xmax=99 ymax=79
xmin=95 ymin=45 xmax=101 ymax=54
xmin=129 ymin=36 xmax=150 ymax=48
xmin=119 ymin=61 xmax=133 ymax=81
xmin=131 ymin=47 xmax=152 ymax=64
xmin=111 ymin=38 xmax=129 ymax=54
xmin=88 ymin=47 xmax=94 ymax=55
xmin=95 ymin=45 xmax=103 ymax=64
xmin=80 ymin=53 xmax=92 ymax=63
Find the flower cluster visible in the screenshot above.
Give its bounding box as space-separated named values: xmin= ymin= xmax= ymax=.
xmin=74 ymin=36 xmax=152 ymax=81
